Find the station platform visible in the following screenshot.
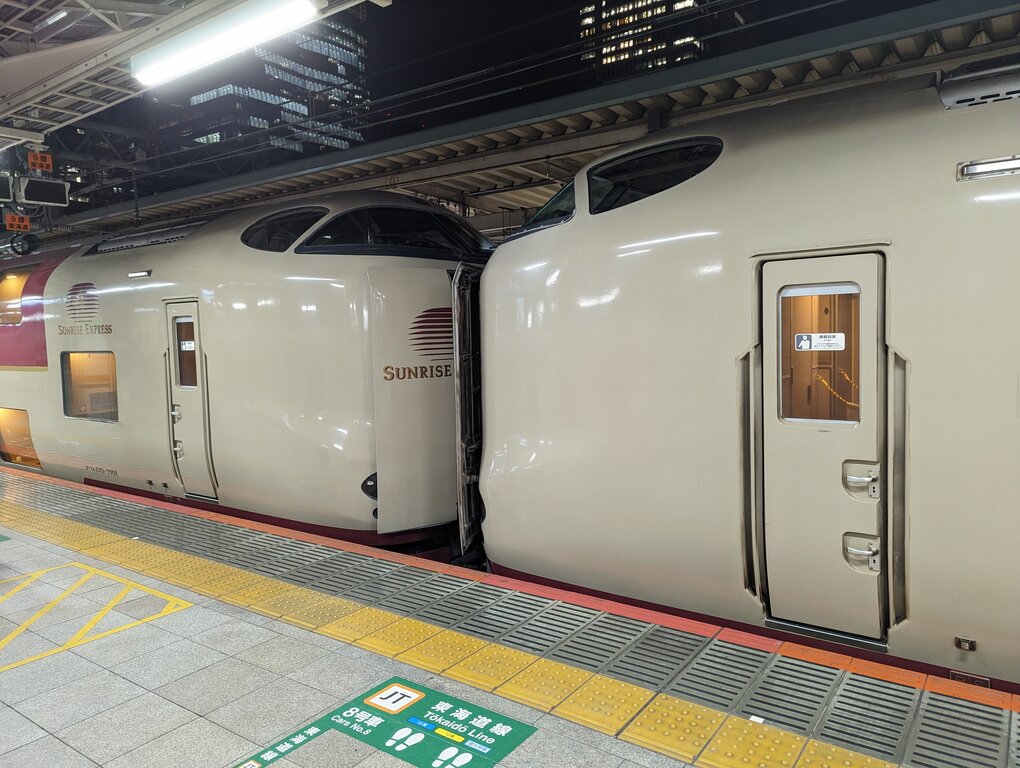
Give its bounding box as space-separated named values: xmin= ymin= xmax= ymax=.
xmin=1 ymin=467 xmax=1018 ymax=768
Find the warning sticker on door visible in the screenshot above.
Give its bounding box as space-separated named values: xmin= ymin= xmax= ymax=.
xmin=794 ymin=333 xmax=844 ymax=351
xmin=179 ymin=341 xmax=195 ymax=351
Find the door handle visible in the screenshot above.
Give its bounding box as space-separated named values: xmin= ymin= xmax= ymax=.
xmin=170 ymin=404 xmax=182 ymax=424
xmin=845 ymin=474 xmax=878 ymax=486
xmin=845 ymin=544 xmax=878 ymax=557
xmin=173 ymin=440 xmax=184 ymax=459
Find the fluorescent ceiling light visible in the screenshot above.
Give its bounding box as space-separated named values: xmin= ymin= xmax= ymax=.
xmin=131 ymin=0 xmax=322 ymax=87
xmin=44 ymin=10 xmax=68 ymax=26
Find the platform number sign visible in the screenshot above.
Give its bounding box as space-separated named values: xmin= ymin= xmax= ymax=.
xmin=27 ymin=152 xmax=53 ymax=172
xmin=233 ymin=677 xmax=535 ymax=768
xmin=4 ymin=213 xmax=30 ymax=232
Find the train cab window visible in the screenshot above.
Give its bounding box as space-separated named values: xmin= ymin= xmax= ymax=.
xmin=61 ymin=352 xmax=119 ymax=422
xmin=520 ymin=182 xmax=576 ymax=235
xmin=0 ymin=267 xmax=32 ymax=325
xmin=301 ymin=207 xmax=461 ymax=251
xmin=779 ymin=284 xmax=860 ymax=423
xmin=588 ymin=139 xmax=722 ymax=215
xmin=240 ymin=207 xmax=329 ymax=252
xmin=175 ymin=318 xmax=198 ymax=388
xmin=0 ymin=408 xmax=41 ymax=469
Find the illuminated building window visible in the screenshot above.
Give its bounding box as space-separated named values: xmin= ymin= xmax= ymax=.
xmin=0 ymin=268 xmax=31 ymax=325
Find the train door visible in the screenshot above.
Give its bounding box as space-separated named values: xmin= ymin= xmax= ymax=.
xmin=762 ymin=253 xmax=885 ymax=639
xmin=164 ymin=301 xmax=217 ymax=499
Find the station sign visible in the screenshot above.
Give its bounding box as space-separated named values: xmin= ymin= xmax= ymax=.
xmin=233 ymin=676 xmax=535 ymax=768
xmin=27 ymin=152 xmax=53 ymax=172
xmin=4 ymin=213 xmax=31 ymax=232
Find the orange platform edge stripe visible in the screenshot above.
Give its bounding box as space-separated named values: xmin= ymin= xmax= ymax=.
xmin=717 ymin=627 xmax=783 ymax=653
xmin=778 ymin=641 xmax=852 ymax=670
xmin=848 ymin=658 xmax=927 ymax=689
xmin=925 ymin=675 xmax=1013 ymax=709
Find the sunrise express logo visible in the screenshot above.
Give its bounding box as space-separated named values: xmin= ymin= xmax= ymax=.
xmin=58 ymin=282 xmax=112 ymax=335
xmin=382 ymin=307 xmax=453 ymax=382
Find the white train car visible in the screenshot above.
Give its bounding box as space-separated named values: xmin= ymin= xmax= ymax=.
xmin=475 ymin=72 xmax=1020 ymax=684
xmin=0 ymin=191 xmax=490 ymax=547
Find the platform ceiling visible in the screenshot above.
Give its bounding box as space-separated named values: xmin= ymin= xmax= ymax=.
xmin=3 ymin=0 xmax=1020 ymax=240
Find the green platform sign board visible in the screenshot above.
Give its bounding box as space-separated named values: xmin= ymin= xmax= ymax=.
xmin=0 ymin=535 xmax=9 ymax=542
xmin=234 ymin=677 xmax=536 ymax=768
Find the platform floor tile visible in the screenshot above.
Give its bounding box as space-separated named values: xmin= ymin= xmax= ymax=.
xmin=354 ymin=616 xmax=442 ymax=657
xmin=316 ymin=606 xmax=399 ymax=642
xmin=796 ymin=740 xmax=898 ymax=767
xmin=189 ymin=569 xmax=264 ymax=598
xmin=552 ymin=674 xmax=655 ymax=736
xmin=394 ymin=628 xmax=488 ymax=672
xmin=279 ymin=595 xmax=361 ymax=629
xmin=445 ymin=643 xmax=538 ymax=691
xmin=497 ymin=658 xmax=594 ymax=711
xmin=697 ymin=715 xmax=806 ymax=768
xmin=619 ymin=692 xmax=727 ymax=763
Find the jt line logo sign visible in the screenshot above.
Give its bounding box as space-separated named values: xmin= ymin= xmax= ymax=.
xmin=234 ymin=677 xmax=535 ymax=768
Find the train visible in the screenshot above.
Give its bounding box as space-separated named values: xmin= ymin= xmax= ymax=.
xmin=2 ymin=64 xmax=1019 ymax=685
xmin=0 ymin=191 xmax=490 ymax=548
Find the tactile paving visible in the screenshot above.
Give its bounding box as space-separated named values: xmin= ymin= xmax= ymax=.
xmin=312 ymin=558 xmax=403 ymax=594
xmin=1011 ymin=709 xmax=1020 ymax=768
xmin=444 ymin=644 xmax=538 ymax=691
xmin=413 ymin=582 xmax=510 ymax=628
xmin=735 ymin=655 xmax=843 ymax=734
xmin=553 ymin=674 xmax=655 ymax=735
xmin=220 ymin=577 xmax=298 ymax=607
xmin=499 ymin=601 xmax=601 ymax=655
xmin=454 ymin=590 xmax=552 ymax=640
xmin=278 ymin=552 xmax=369 ymax=588
xmin=815 ymin=672 xmax=920 ymax=762
xmin=698 ymin=715 xmax=806 ymax=768
xmin=343 ymin=566 xmax=436 ymax=604
xmin=548 ymin=613 xmax=650 ymax=672
xmin=666 ymin=639 xmax=772 ymax=711
xmin=249 ymin=586 xmax=331 ymax=618
xmin=354 ymin=617 xmax=443 ymax=657
xmin=317 ymin=607 xmax=400 ymax=642
xmin=190 ymin=569 xmax=264 ymax=597
xmin=496 ymin=658 xmax=593 ymax=711
xmin=620 ymin=693 xmax=727 ymax=763
xmin=281 ymin=596 xmax=361 ymax=629
xmin=903 ymin=692 xmax=1011 ymax=768
xmin=796 ymin=740 xmax=898 ymax=767
xmin=377 ymin=573 xmax=473 ymax=615
xmin=603 ymin=624 xmax=708 ymax=690
xmin=395 ymin=630 xmax=488 ymax=673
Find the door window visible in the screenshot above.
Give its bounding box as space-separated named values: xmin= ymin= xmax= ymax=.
xmin=175 ymin=318 xmax=198 ymax=388
xmin=779 ymin=284 xmax=860 ymax=423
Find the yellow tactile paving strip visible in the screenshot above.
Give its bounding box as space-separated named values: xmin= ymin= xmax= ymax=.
xmin=0 ymin=561 xmax=191 ymax=672
xmin=620 ymin=693 xmax=727 ymax=763
xmin=1 ymin=496 xmax=979 ymax=768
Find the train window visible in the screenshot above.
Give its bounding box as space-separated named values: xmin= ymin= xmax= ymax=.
xmin=61 ymin=352 xmax=119 ymax=422
xmin=588 ymin=139 xmax=722 ymax=215
xmin=301 ymin=207 xmax=462 ymax=251
xmin=0 ymin=267 xmax=32 ymax=325
xmin=779 ymin=284 xmax=860 ymax=423
xmin=517 ymin=182 xmax=576 ymax=235
xmin=175 ymin=318 xmax=198 ymax=388
xmin=0 ymin=408 xmax=41 ymax=469
xmin=240 ymin=207 xmax=329 ymax=252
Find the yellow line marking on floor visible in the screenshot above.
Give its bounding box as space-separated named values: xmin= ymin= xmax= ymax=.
xmin=795 ymin=740 xmax=898 ymax=767
xmin=619 ymin=693 xmax=727 ymax=763
xmin=552 ymin=674 xmax=655 ymax=736
xmin=696 ymin=715 xmax=807 ymax=768
xmin=0 ymin=571 xmax=43 ymax=603
xmin=496 ymin=658 xmax=593 ymax=711
xmin=0 ymin=570 xmax=92 ymax=653
xmin=0 ymin=562 xmax=192 ymax=673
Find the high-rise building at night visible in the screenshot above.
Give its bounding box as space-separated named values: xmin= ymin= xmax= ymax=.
xmin=155 ymin=9 xmax=370 ymax=162
xmin=581 ymin=1 xmax=704 ymax=82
